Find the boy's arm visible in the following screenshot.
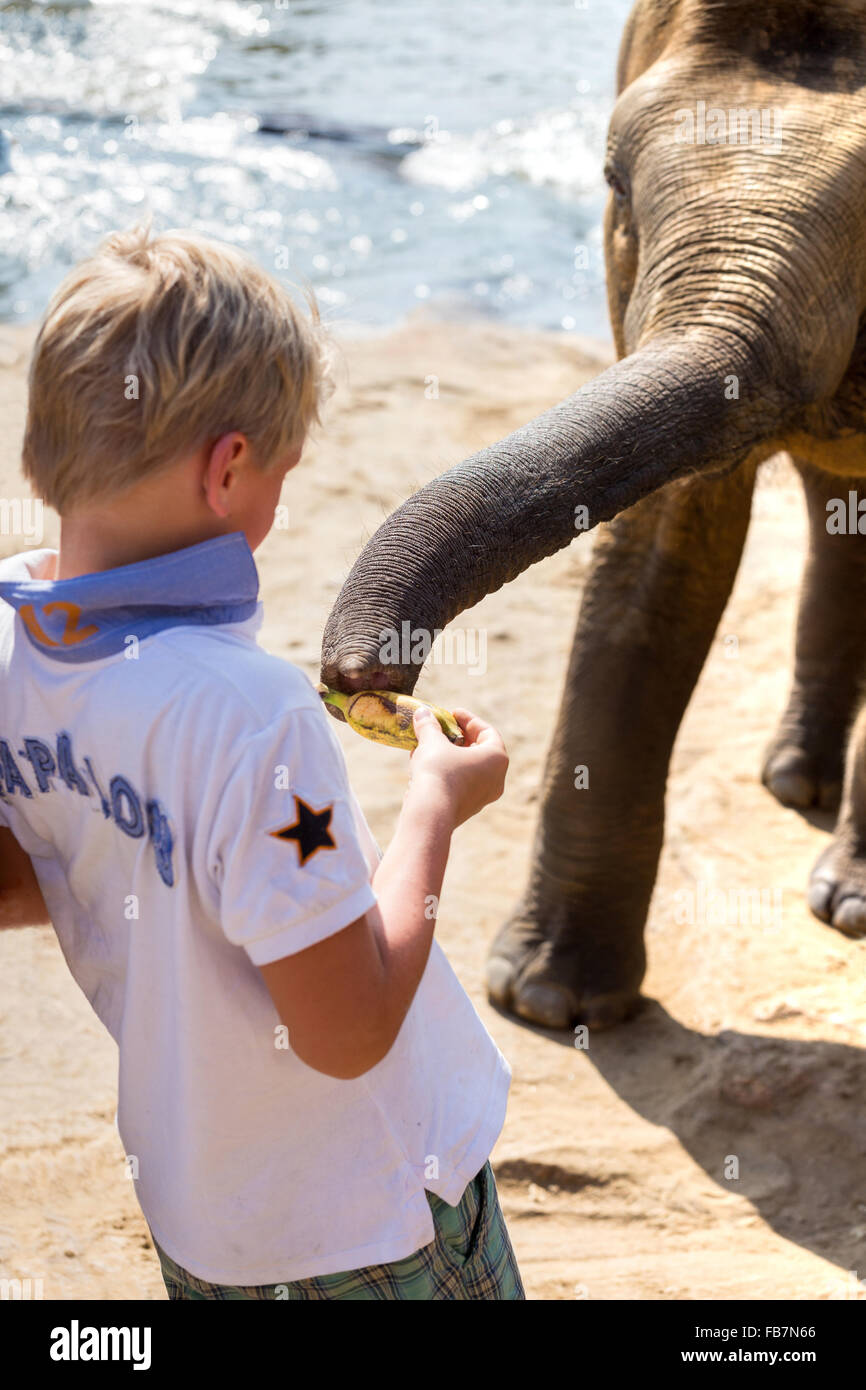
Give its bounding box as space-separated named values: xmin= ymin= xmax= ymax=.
xmin=0 ymin=827 xmax=51 ymax=928
xmin=258 ymin=706 xmax=507 ymax=1080
xmin=259 ymin=771 xmax=455 ymax=1079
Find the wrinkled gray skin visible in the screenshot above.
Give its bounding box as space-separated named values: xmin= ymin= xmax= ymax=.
xmin=321 ymin=0 xmax=866 ymax=1029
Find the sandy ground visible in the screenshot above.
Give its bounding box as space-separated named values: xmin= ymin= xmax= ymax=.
xmin=0 ymin=313 xmax=864 ymax=1301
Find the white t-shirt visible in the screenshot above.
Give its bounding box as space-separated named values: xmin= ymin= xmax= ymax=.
xmin=0 ymin=533 xmax=511 ymax=1284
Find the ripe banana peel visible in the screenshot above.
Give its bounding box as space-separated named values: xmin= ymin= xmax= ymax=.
xmin=319 ymin=687 xmax=464 ymax=750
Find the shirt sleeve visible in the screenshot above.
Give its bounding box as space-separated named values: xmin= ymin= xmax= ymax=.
xmin=204 ymin=703 xmax=378 ymax=966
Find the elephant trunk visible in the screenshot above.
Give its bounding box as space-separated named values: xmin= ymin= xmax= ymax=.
xmin=320 ymin=331 xmax=785 ymax=693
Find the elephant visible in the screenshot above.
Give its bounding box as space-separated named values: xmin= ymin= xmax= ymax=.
xmin=320 ymin=0 xmax=866 ymax=1031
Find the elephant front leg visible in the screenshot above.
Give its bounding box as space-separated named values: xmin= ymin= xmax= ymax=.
xmin=486 ymin=463 xmax=758 ymax=1030
xmin=808 ymin=703 xmax=866 ymax=936
xmin=762 ymin=460 xmax=866 ymax=810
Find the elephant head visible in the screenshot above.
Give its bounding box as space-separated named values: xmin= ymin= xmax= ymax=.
xmin=321 ymin=0 xmax=866 ymax=695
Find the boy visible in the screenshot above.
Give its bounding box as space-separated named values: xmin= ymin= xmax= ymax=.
xmin=0 ymin=226 xmax=523 ymax=1300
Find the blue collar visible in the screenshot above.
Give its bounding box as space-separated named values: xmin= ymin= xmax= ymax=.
xmin=0 ymin=531 xmax=261 ymax=662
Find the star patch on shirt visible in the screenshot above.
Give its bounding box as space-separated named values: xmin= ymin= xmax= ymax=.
xmin=269 ymin=795 xmax=337 ymax=866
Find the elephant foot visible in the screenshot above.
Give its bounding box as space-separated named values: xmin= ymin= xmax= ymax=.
xmin=808 ymin=838 xmax=866 ymax=937
xmin=761 ymin=710 xmax=846 ymax=811
xmin=485 ymin=902 xmax=646 ymax=1030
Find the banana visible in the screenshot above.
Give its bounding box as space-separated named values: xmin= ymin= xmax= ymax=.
xmin=319 ymin=687 xmax=464 ymax=750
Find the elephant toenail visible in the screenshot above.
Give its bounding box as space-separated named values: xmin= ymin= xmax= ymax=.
xmin=807 ymin=877 xmax=835 ymax=921
xmin=485 ymin=956 xmax=515 ymax=1007
xmin=766 ymin=769 xmax=815 ymax=808
xmin=831 ymin=897 xmax=866 ymax=936
xmin=513 ymin=982 xmax=577 ymax=1030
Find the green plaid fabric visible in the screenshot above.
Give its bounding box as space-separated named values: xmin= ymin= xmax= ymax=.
xmin=150 ymin=1160 xmax=524 ymax=1300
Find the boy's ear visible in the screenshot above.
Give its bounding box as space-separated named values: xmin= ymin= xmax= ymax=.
xmin=202 ymin=431 xmax=250 ymax=517
xmin=285 ymin=438 xmax=305 ymax=471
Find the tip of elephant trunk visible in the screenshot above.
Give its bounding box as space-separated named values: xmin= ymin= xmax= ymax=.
xmin=318 ymin=654 xmax=417 ymax=696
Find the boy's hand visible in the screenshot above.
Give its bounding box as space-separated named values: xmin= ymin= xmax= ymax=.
xmin=407 ymin=705 xmax=508 ymax=828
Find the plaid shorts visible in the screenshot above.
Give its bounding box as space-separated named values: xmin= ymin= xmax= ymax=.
xmin=150 ymin=1160 xmax=524 ymax=1300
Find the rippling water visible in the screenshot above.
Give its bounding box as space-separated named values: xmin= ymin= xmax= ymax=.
xmin=0 ymin=0 xmax=633 ymax=333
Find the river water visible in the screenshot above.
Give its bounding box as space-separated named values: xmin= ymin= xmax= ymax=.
xmin=0 ymin=0 xmax=633 ymax=334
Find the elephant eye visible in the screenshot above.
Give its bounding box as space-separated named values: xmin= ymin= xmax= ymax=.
xmin=604 ymin=162 xmax=629 ymax=202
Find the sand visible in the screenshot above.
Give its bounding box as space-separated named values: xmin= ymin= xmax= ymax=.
xmin=0 ymin=313 xmax=864 ymax=1301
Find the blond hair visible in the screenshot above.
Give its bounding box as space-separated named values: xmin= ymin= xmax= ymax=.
xmin=23 ymin=224 xmax=334 ymax=513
